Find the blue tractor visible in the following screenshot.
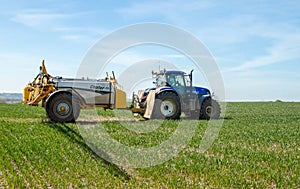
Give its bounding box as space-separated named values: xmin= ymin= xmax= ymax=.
xmin=135 ymin=69 xmax=221 ymax=120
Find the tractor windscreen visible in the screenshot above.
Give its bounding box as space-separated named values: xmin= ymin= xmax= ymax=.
xmin=166 ymin=74 xmax=185 ymax=87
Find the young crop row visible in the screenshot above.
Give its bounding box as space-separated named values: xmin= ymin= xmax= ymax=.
xmin=0 ymin=102 xmax=299 ymax=188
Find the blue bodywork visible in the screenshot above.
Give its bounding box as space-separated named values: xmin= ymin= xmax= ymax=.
xmin=141 ymin=86 xmax=211 ymax=100
xmin=138 ymin=69 xmax=220 ymax=119
xmin=194 ymin=86 xmax=211 ymax=96
xmin=140 ymin=70 xmax=212 ymax=106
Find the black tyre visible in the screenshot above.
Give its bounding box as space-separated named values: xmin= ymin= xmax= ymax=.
xmin=46 ymin=93 xmax=80 ymax=122
xmin=152 ymin=92 xmax=181 ymax=119
xmin=200 ymin=98 xmax=221 ymax=120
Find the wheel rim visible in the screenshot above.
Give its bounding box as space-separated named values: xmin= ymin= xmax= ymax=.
xmin=205 ymin=105 xmax=213 ymax=115
xmin=160 ymin=99 xmax=176 ymax=117
xmin=56 ymin=102 xmax=71 ymax=117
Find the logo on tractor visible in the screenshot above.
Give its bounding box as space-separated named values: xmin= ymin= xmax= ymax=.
xmin=90 ymin=84 xmax=108 ymax=90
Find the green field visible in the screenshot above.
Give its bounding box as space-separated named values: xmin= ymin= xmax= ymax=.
xmin=0 ymin=102 xmax=299 ymax=188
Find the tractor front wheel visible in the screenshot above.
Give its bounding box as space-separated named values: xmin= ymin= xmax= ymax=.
xmin=46 ymin=93 xmax=80 ymax=122
xmin=152 ymin=92 xmax=181 ymax=119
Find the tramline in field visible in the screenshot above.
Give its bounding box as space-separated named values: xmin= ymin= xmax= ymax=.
xmin=23 ymin=60 xmax=220 ymax=122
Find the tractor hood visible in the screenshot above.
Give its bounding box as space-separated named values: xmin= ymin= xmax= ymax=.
xmin=193 ymin=86 xmax=211 ymax=95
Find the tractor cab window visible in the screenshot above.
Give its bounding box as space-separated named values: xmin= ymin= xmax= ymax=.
xmin=184 ymin=74 xmax=191 ymax=87
xmin=166 ymin=74 xmax=175 ymax=86
xmin=167 ymin=74 xmax=186 ymax=95
xmin=176 ymin=75 xmax=185 ymax=87
xmin=167 ymin=74 xmax=185 ymax=87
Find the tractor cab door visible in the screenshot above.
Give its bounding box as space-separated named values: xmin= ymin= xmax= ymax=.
xmin=166 ymin=73 xmax=186 ymax=95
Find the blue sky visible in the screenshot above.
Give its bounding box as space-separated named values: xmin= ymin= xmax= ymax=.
xmin=0 ymin=0 xmax=299 ymax=101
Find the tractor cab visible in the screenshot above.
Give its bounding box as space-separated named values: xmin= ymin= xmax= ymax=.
xmin=165 ymin=71 xmax=187 ymax=95
xmin=153 ymin=69 xmax=193 ymax=96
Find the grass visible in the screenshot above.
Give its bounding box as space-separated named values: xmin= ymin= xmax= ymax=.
xmin=0 ymin=102 xmax=299 ymax=188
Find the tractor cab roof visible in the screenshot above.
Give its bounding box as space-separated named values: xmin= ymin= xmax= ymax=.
xmin=164 ymin=70 xmax=186 ymax=75
xmin=152 ymin=69 xmax=186 ymax=76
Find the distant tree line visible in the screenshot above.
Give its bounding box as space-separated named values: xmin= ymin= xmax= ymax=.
xmin=0 ymin=93 xmax=22 ymax=104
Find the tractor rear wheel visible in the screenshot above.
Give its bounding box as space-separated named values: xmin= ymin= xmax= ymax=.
xmin=46 ymin=93 xmax=80 ymax=122
xmin=200 ymin=98 xmax=220 ymax=120
xmin=152 ymin=92 xmax=181 ymax=119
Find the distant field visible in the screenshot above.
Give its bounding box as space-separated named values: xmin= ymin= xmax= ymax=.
xmin=0 ymin=102 xmax=299 ymax=188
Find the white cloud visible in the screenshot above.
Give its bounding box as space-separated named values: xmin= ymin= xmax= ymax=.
xmin=117 ymin=1 xmax=212 ymax=16
xmin=9 ymin=9 xmax=101 ymax=43
xmin=11 ymin=11 xmax=69 ymax=27
xmin=10 ymin=9 xmax=95 ymax=27
xmin=185 ymin=9 xmax=300 ymax=73
xmin=224 ymin=33 xmax=300 ymax=72
xmin=53 ymin=26 xmax=110 ymax=35
xmin=61 ymin=34 xmax=85 ymax=41
xmin=116 ymin=0 xmax=213 ymax=24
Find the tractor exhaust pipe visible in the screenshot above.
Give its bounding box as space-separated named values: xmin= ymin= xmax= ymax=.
xmin=189 ymin=69 xmax=194 ymax=94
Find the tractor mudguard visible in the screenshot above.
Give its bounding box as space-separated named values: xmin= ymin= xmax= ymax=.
xmin=155 ymin=87 xmax=178 ymax=96
xmin=194 ymin=86 xmax=211 ymax=96
xmin=198 ymin=95 xmax=211 ymax=105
